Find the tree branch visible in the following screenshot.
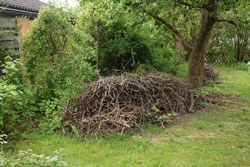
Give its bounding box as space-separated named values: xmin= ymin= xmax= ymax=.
xmin=216 ymin=18 xmax=236 ymax=26
xmin=146 ymin=11 xmax=193 ymax=52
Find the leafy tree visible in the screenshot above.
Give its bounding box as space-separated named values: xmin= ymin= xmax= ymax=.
xmin=78 ymin=0 xmax=180 ymax=75
xmin=208 ymin=5 xmax=250 ymax=62
xmin=77 ymin=0 xmax=119 ymax=75
xmin=120 ymin=0 xmax=249 ymax=88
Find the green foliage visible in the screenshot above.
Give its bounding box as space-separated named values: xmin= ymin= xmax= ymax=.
xmin=193 ymin=86 xmax=221 ymax=97
xmin=134 ymin=64 xmax=157 ymax=76
xmin=22 ymin=4 xmax=96 ymax=102
xmin=98 ymin=18 xmax=151 ymax=73
xmin=208 ymin=23 xmax=250 ymax=63
xmin=151 ymin=49 xmax=180 ymax=74
xmin=79 ymin=1 xmax=181 ymax=75
xmin=120 ymin=0 xmax=200 ymax=44
xmin=0 ymin=57 xmax=35 ymax=136
xmin=157 ymin=112 xmax=177 ymax=121
xmin=151 ymin=105 xmax=159 ymax=113
xmin=77 ymin=1 xmax=121 ymax=67
xmin=142 ymin=22 xmax=181 ymax=74
xmin=38 ymin=99 xmax=62 ymax=134
xmin=20 ymin=4 xmax=96 ymax=134
xmin=207 ymin=1 xmax=250 ymax=63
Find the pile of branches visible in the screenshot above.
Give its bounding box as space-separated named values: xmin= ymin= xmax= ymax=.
xmin=62 ymin=74 xmax=223 ymax=134
xmin=203 ymin=64 xmax=220 ymax=86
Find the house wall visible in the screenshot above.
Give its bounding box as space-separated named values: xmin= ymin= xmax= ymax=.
xmin=0 ymin=13 xmax=33 ymax=59
xmin=0 ymin=14 xmax=16 ymax=28
xmin=0 ymin=13 xmax=19 ymax=58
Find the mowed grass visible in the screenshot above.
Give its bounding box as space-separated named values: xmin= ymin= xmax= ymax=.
xmin=5 ymin=66 xmax=250 ymax=167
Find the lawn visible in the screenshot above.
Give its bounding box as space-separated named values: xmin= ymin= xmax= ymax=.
xmin=5 ymin=66 xmax=250 ymax=167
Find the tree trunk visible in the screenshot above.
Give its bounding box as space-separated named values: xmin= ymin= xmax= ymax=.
xmin=188 ymin=8 xmax=216 ymax=88
xmin=235 ymin=29 xmax=247 ymax=62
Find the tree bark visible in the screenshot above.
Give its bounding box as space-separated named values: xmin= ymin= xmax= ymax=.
xmin=188 ymin=8 xmax=216 ymax=88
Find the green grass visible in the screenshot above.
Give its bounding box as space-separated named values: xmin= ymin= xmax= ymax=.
xmin=5 ymin=66 xmax=250 ymax=167
xmin=218 ymin=68 xmax=250 ymax=101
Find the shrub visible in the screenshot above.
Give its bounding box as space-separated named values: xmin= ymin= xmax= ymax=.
xmin=21 ymin=4 xmax=96 ymax=133
xmin=38 ymin=98 xmax=62 ymax=133
xmin=22 ymin=4 xmax=96 ymax=102
xmin=134 ymin=64 xmax=157 ymax=76
xmin=98 ymin=19 xmax=152 ymax=74
xmin=151 ymin=50 xmax=181 ymax=75
xmin=0 ymin=57 xmax=35 ymax=136
xmin=135 ymin=20 xmax=181 ymax=75
xmin=78 ymin=2 xmax=180 ymax=75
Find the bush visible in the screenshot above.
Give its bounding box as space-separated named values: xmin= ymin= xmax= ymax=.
xmin=98 ymin=19 xmax=152 ymax=74
xmin=135 ymin=20 xmax=181 ymax=75
xmin=98 ymin=18 xmax=180 ymax=75
xmin=22 ymin=4 xmax=96 ymax=102
xmin=151 ymin=50 xmax=181 ymax=75
xmin=0 ymin=57 xmax=35 ymax=136
xmin=134 ymin=64 xmax=157 ymax=76
xmin=20 ymin=4 xmax=96 ymax=133
xmin=78 ymin=2 xmax=180 ymax=75
xmin=38 ymin=98 xmax=62 ymax=133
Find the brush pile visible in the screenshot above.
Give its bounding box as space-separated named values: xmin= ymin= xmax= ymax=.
xmin=203 ymin=64 xmax=220 ymax=85
xmin=62 ymin=74 xmax=223 ymax=134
